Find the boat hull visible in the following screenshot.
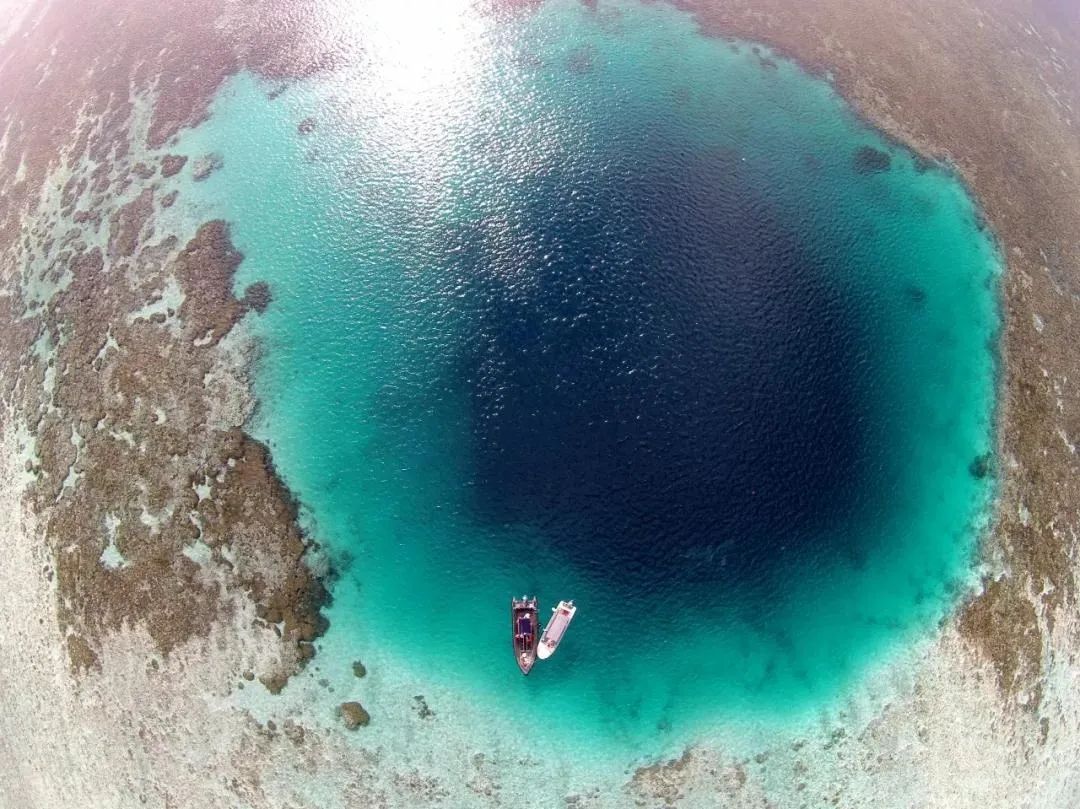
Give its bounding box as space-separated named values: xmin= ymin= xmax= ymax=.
xmin=511 ymin=596 xmax=539 ymax=675
xmin=538 ymin=600 xmax=576 ymax=660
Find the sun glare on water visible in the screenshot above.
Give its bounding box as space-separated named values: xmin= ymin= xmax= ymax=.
xmin=310 ymin=0 xmax=577 ymax=279
xmin=317 ymin=0 xmax=496 ymax=187
xmin=342 ymin=0 xmax=488 ymax=100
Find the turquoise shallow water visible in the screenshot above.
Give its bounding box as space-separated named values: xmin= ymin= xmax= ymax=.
xmin=181 ymin=0 xmax=998 ymax=757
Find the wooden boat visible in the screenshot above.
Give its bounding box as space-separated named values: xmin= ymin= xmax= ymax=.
xmin=537 ymin=599 xmax=576 ymax=660
xmin=511 ymin=596 xmax=539 ymax=675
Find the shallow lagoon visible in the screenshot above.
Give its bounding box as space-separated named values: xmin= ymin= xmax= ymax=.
xmin=181 ymin=0 xmax=998 ymax=763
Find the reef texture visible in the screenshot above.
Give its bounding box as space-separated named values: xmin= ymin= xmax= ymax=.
xmin=0 ymin=0 xmax=1079 ymax=807
xmin=0 ymin=0 xmax=331 ymax=691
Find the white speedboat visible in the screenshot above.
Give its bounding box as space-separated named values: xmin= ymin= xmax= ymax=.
xmin=537 ymin=600 xmax=576 ymax=660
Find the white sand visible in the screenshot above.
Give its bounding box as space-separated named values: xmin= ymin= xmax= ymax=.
xmin=0 ymin=0 xmax=42 ymax=49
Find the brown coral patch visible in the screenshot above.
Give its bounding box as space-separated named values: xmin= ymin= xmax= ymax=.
xmin=172 ymin=220 xmax=246 ymax=345
xmin=21 ymin=216 xmax=327 ymax=674
xmin=66 ymin=633 xmax=102 ymax=674
xmin=241 ymin=281 xmax=272 ymax=313
xmin=958 ymin=577 xmax=1042 ymax=697
xmin=108 ymin=187 xmax=155 ymax=259
xmin=160 ymin=154 xmax=188 ymax=178
xmin=339 ymin=701 xmax=370 ymax=729
xmin=0 ymin=0 xmax=344 ymax=687
xmin=629 ymin=749 xmax=695 ymax=807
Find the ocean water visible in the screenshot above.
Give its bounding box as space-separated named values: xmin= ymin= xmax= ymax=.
xmin=180 ymin=0 xmax=998 ymax=765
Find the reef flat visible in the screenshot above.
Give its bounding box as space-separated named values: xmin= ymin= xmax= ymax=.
xmin=0 ymin=0 xmax=332 ymax=699
xmin=0 ymin=0 xmax=1078 ymax=807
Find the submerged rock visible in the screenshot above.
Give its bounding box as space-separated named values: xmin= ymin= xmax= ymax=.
xmin=160 ymin=154 xmax=188 ymax=177
xmin=905 ymin=285 xmax=928 ymax=306
xmin=853 ymin=145 xmax=891 ymax=173
xmin=339 ymin=701 xmax=370 ymax=729
xmin=260 ymin=672 xmax=289 ymax=695
xmin=107 ymin=188 xmax=154 ymax=258
xmin=412 ymin=695 xmax=435 ymax=719
xmin=282 ymin=719 xmax=305 ymax=745
xmin=242 ymin=281 xmax=272 ymax=313
xmin=192 ymin=153 xmax=224 ymax=181
xmin=970 ymin=452 xmax=994 ymax=480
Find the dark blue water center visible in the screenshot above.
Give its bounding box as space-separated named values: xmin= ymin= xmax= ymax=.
xmin=439 ymin=144 xmax=874 ymax=603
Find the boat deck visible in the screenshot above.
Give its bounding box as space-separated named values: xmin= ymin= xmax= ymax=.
xmin=543 ymin=606 xmax=573 ymax=645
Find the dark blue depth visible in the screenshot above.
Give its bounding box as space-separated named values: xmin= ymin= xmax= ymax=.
xmin=433 ymin=141 xmax=877 ymax=604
